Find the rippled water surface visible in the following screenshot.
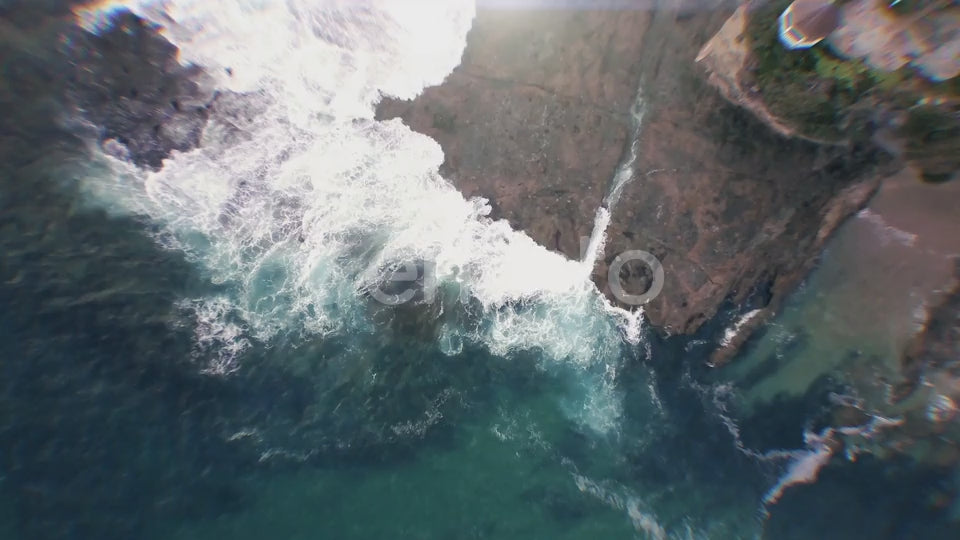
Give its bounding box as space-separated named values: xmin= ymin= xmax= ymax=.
xmin=2 ymin=1 xmax=959 ymax=539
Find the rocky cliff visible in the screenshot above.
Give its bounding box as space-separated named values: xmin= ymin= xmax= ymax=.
xmin=378 ymin=9 xmax=652 ymax=273
xmin=377 ymin=4 xmax=890 ymax=348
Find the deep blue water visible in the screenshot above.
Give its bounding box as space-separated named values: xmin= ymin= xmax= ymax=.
xmin=2 ymin=178 xmax=955 ymax=538
xmin=1 ymin=1 xmax=959 ymax=539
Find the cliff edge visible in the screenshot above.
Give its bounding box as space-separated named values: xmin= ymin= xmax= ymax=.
xmin=377 ymin=5 xmax=889 ymax=350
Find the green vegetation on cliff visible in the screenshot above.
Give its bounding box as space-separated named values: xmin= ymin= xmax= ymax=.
xmin=745 ymin=0 xmax=960 ymax=178
xmin=748 ymin=0 xmax=868 ymax=141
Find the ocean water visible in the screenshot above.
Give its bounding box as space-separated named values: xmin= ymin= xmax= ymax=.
xmin=1 ymin=1 xmax=958 ymax=539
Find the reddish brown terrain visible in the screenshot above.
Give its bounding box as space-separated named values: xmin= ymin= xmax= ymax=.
xmin=378 ymin=9 xmax=652 ymax=269
xmin=377 ymin=5 xmax=890 ymax=343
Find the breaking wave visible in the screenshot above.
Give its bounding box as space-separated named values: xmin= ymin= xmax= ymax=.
xmin=74 ymin=0 xmax=635 ymax=429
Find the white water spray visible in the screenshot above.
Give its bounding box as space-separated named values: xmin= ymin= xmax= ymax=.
xmin=579 ymin=81 xmax=649 ymax=344
xmin=75 ymin=0 xmax=632 ymax=432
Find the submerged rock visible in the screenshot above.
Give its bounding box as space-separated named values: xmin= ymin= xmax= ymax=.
xmin=901 ymin=261 xmax=960 ymax=411
xmin=0 ymin=3 xmax=216 ymax=171
xmin=712 ymin=0 xmax=960 ymax=177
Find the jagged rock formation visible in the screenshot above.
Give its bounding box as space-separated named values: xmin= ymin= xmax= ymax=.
xmin=64 ymin=11 xmax=217 ymax=169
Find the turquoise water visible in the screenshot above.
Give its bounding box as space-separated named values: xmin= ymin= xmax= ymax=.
xmin=2 ymin=129 xmax=958 ymax=539
xmin=0 ymin=169 xmax=760 ymax=538
xmin=0 ymin=149 xmax=763 ymax=538
xmin=2 ymin=1 xmax=959 ymax=539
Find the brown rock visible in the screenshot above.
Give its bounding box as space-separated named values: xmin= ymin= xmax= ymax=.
xmin=377 ymin=5 xmax=889 ymax=339
xmin=378 ymin=9 xmax=652 ymax=260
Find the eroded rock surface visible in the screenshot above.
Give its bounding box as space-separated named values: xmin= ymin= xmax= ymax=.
xmin=378 ymin=5 xmax=890 ymax=337
xmin=378 ymin=9 xmax=653 ymax=262
xmin=886 ymin=264 xmax=960 ymax=466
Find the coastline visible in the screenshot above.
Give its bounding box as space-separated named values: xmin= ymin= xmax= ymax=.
xmin=377 ymin=3 xmax=890 ymax=342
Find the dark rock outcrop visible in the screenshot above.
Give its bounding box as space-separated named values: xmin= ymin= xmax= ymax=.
xmin=0 ymin=5 xmax=214 ymax=171
xmin=873 ymin=262 xmax=960 ymax=466
xmin=63 ymin=11 xmax=216 ymax=169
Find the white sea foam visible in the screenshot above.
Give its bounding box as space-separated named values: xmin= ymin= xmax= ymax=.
xmin=573 ymin=474 xmax=669 ymax=540
xmin=581 ymin=207 xmax=611 ymax=272
xmin=857 ymin=208 xmax=918 ymax=246
xmin=75 ymin=0 xmax=635 ymax=432
xmin=684 ymin=375 xmax=907 ymax=519
xmin=560 ymin=360 xmax=625 ymax=434
xmin=719 ymin=308 xmax=763 ymax=348
xmin=603 ymin=84 xmax=645 ymax=210
xmin=181 ymin=297 xmax=250 ymax=376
